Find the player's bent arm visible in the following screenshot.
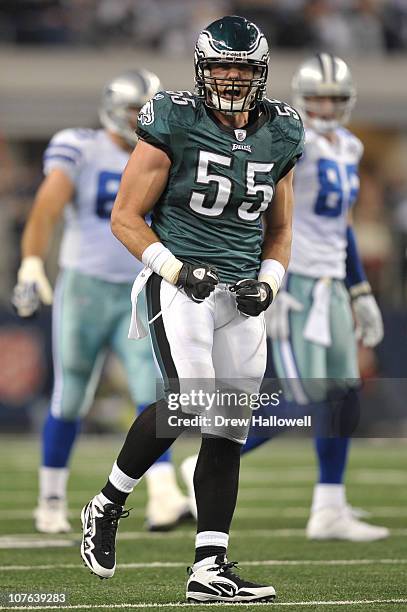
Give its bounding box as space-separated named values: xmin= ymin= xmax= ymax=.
xmin=111 ymin=139 xmax=170 ymax=261
xmin=111 ymin=140 xmax=184 ymax=284
xmin=16 ymin=168 xmax=74 ymax=306
xmin=259 ymin=168 xmax=294 ymax=297
xmin=112 ymin=139 xmax=219 ymax=300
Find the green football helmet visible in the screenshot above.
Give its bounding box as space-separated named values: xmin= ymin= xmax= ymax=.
xmin=194 ymin=15 xmax=269 ymax=113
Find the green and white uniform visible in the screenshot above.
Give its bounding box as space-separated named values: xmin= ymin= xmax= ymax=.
xmin=272 ymin=126 xmax=363 ymax=403
xmin=136 ymin=91 xmax=304 ymax=441
xmin=138 ymin=92 xmax=304 ymax=283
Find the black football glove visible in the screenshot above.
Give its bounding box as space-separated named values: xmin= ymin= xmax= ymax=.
xmin=177 ymin=263 xmax=219 ymax=303
xmin=230 ymin=279 xmax=273 ymax=317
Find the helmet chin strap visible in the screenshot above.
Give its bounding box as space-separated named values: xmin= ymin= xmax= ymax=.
xmin=214 ymin=94 xmax=245 ymax=112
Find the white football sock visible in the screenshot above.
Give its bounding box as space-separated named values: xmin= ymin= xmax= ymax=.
xmin=195 ymin=530 xmax=229 ymax=549
xmin=39 ymin=467 xmax=69 ymax=500
xmin=194 ymin=532 xmax=229 ymax=569
xmin=311 ymin=483 xmax=346 ymax=513
xmin=108 ymin=461 xmax=140 ymax=494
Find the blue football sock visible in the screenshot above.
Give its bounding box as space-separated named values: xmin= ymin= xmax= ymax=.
xmin=42 ymin=412 xmax=80 ymax=468
xmin=137 ymin=403 xmax=171 ymax=463
xmin=315 ymin=437 xmax=350 ymax=484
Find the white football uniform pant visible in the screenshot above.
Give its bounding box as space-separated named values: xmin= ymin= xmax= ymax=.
xmin=145 ymin=274 xmax=267 ymax=443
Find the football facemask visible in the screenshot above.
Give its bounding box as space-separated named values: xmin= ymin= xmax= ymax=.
xmin=195 ymin=16 xmax=269 ymax=113
xmin=292 ymin=53 xmax=356 ymax=133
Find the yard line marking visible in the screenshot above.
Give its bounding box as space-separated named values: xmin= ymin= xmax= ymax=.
xmin=0 ymin=509 xmax=148 ymax=520
xmin=4 ymin=468 xmax=407 ymax=490
xmin=232 ymin=506 xmax=405 ymax=518
xmin=1 ymin=598 xmax=407 ymax=609
xmin=1 ymin=530 xmax=301 ymax=549
xmin=0 ymin=538 xmax=76 ymax=549
xmin=2 ymin=527 xmax=406 ymax=548
xmin=0 ymin=506 xmax=405 ymax=521
xmin=2 ymin=558 xmax=407 ymax=571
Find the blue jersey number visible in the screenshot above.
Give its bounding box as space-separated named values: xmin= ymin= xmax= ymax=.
xmin=96 ymin=171 xmax=121 ymax=219
xmin=314 ymin=159 xmax=359 ymax=218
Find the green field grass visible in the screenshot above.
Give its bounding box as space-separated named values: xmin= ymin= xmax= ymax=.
xmin=0 ymin=435 xmax=406 ymax=611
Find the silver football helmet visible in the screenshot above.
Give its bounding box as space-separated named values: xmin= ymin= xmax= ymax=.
xmin=99 ymin=69 xmax=162 ymax=145
xmin=291 ymin=53 xmax=356 ymax=133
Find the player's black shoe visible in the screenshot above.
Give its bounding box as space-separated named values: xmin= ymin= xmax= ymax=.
xmin=186 ymin=555 xmax=276 ymax=603
xmin=80 ymin=496 xmax=129 ymax=579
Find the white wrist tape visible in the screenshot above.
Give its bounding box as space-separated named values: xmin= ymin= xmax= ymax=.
xmin=18 ymin=256 xmax=45 ymax=279
xmin=141 ymin=242 xmax=183 ymax=285
xmin=258 ymin=259 xmax=286 ymax=297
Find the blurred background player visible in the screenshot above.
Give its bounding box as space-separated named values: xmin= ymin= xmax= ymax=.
xmin=182 ymin=53 xmax=389 ymax=542
xmin=245 ymin=53 xmax=387 ymax=541
xmin=12 ymin=69 xmax=190 ymax=534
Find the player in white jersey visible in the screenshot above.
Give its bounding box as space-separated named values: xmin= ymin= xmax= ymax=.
xmin=12 ymin=70 xmax=190 ymax=534
xmin=181 ymin=53 xmax=388 ymax=542
xmin=259 ymin=53 xmax=386 ymax=540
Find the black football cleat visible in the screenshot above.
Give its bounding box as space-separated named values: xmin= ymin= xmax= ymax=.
xmin=186 ymin=555 xmax=276 ymax=603
xmin=80 ymin=496 xmax=129 ymax=579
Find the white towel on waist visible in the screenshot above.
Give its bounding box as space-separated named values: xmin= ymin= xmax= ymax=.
xmin=128 ymin=267 xmax=153 ymax=339
xmin=303 ymin=278 xmax=332 ymax=347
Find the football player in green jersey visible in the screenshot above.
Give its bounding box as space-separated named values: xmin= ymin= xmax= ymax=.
xmin=80 ymin=15 xmax=304 ymax=603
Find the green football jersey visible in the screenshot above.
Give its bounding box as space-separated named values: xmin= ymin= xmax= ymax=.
xmin=137 ymin=91 xmax=304 ymax=283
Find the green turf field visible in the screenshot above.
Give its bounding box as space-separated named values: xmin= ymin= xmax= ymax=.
xmin=0 ymin=435 xmax=406 ymax=611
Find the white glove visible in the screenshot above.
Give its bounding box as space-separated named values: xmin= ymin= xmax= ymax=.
xmin=12 ymin=256 xmax=53 ymax=317
xmin=352 ymin=294 xmax=384 ymax=347
xmin=265 ymin=290 xmax=304 ymax=340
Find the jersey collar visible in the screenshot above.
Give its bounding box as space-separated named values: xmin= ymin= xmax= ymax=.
xmin=205 ymin=104 xmax=268 ymax=138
